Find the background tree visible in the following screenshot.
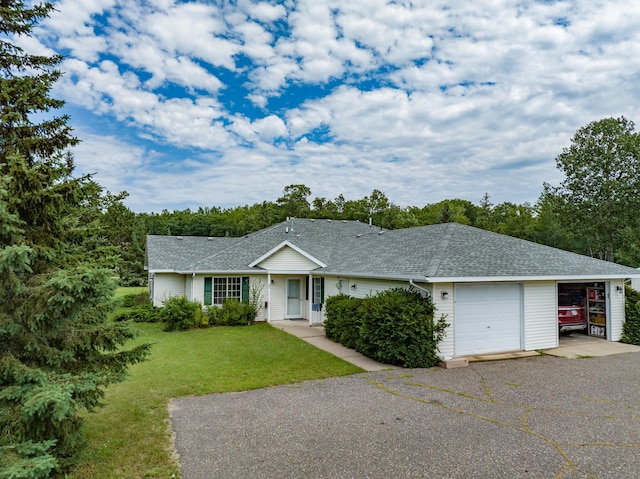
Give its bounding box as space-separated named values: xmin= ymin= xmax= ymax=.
xmin=0 ymin=2 xmax=149 ymax=477
xmin=276 ymin=184 xmax=311 ymax=218
xmin=554 ymin=116 xmax=640 ymax=263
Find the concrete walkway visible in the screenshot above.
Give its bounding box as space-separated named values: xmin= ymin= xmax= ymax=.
xmin=270 ymin=320 xmax=640 ymax=368
xmin=269 ymin=320 xmax=395 ymax=371
xmin=543 ymin=333 xmax=640 ymax=358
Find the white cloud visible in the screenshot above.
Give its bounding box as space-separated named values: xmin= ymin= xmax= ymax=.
xmin=243 ymin=1 xmax=287 ymax=22
xmin=32 ymin=0 xmax=640 ymax=211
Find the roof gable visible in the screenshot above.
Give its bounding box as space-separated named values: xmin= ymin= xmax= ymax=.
xmin=249 ymin=241 xmax=327 ymax=270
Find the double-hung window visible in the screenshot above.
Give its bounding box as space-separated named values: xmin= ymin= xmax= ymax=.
xmin=204 ymin=277 xmax=248 ymax=306
xmin=312 ymin=277 xmax=324 ymax=304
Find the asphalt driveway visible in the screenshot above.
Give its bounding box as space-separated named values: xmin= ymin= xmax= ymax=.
xmin=170 ymin=352 xmax=640 ymax=479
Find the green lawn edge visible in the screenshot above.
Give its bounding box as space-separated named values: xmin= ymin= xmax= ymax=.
xmin=69 ymin=314 xmax=363 ymax=478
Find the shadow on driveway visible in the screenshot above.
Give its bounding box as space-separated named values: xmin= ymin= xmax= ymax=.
xmin=170 ymin=352 xmax=640 ymax=479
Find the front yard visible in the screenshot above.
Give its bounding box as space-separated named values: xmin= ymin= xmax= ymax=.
xmin=69 ymin=308 xmax=362 ymax=478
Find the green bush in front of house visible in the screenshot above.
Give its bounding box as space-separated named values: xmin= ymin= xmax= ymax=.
xmin=210 ymin=299 xmax=257 ymax=326
xmin=324 ymin=294 xmax=364 ymax=349
xmin=622 ymin=285 xmax=640 ymax=345
xmin=160 ymin=296 xmax=202 ymax=331
xmin=357 ymin=288 xmax=448 ymax=368
xmin=324 ymin=288 xmax=448 ymax=368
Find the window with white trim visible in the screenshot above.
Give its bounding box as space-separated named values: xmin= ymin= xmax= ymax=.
xmin=205 ymin=277 xmax=243 ymax=306
xmin=313 ymin=277 xmax=324 ymax=304
xmin=213 ymin=277 xmax=241 ymax=305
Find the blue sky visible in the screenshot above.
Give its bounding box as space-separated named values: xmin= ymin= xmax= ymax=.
xmin=23 ymin=0 xmax=640 ymax=212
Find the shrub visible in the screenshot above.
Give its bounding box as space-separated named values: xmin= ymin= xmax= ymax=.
xmin=113 ymin=303 xmax=160 ymax=323
xmin=324 ymin=294 xmax=364 ymax=349
xmin=120 ymin=292 xmax=150 ymax=308
xmin=622 ymin=285 xmax=640 ymax=345
xmin=214 ymin=299 xmax=257 ymax=326
xmin=356 ymin=288 xmax=448 ymax=368
xmin=159 ymin=296 xmax=201 ymax=331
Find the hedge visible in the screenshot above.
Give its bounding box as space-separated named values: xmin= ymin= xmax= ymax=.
xmin=622 ymin=285 xmax=640 ymax=345
xmin=325 ymin=288 xmax=448 ymax=368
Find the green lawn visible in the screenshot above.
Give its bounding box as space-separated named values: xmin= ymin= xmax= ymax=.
xmin=69 ymin=312 xmax=362 ymax=478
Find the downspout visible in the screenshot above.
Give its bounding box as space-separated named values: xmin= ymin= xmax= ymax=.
xmin=267 ymin=272 xmax=272 ymax=322
xmin=409 ymin=279 xmax=431 ymax=298
xmin=192 ymin=272 xmax=196 ymax=301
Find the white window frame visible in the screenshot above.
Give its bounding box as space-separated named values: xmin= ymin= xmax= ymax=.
xmin=212 ymin=277 xmax=242 ymax=305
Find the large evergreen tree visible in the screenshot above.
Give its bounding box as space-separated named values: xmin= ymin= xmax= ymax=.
xmin=0 ymin=2 xmax=149 ymax=477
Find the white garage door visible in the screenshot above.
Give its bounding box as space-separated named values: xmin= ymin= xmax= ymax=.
xmin=455 ymin=283 xmax=522 ymax=356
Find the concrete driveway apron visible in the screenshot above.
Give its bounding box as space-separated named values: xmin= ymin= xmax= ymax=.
xmin=170 ymin=352 xmax=640 ymax=479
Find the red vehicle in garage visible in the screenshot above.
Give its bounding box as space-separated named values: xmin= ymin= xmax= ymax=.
xmin=558 ymin=292 xmax=587 ymax=334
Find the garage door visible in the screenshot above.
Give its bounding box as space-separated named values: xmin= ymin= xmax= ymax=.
xmin=455 ymin=283 xmax=522 ymax=356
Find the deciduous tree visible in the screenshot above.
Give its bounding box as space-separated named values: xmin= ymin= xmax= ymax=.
xmin=554 ymin=117 xmax=640 ymax=262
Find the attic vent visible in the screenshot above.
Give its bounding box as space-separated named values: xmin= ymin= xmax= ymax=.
xmin=342 ymin=220 xmax=347 ymax=223
xmin=176 ymin=236 xmax=183 ymax=240
xmin=377 ymin=231 xmax=384 ymax=235
xmin=326 ymin=219 xmax=332 ymax=222
xmin=356 ymin=234 xmax=363 ymax=238
xmin=310 ymin=219 xmax=315 ymax=222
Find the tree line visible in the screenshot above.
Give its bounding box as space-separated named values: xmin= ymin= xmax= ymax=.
xmin=108 ymin=116 xmax=640 ymax=287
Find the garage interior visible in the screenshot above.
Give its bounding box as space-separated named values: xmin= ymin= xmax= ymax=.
xmin=558 ymin=282 xmax=608 ymax=339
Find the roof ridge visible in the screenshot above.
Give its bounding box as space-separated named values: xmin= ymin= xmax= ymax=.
xmin=424 ymin=223 xmax=456 ymax=276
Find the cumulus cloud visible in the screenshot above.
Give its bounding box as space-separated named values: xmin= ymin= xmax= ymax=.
xmin=30 ymin=0 xmax=640 ymax=210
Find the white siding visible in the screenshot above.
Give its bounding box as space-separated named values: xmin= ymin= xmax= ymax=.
xmin=152 ymin=273 xmax=185 ymax=306
xmin=610 ymin=279 xmax=625 ymax=341
xmin=185 ymin=275 xmax=193 ymax=301
xmin=268 ymin=277 xmax=286 ymax=320
xmin=523 ymin=281 xmax=558 ymax=350
xmin=258 ymin=246 xmax=319 ymax=271
xmin=433 ymin=283 xmax=455 ymax=358
xmin=632 ymin=269 xmax=640 ymax=291
xmin=317 ymin=276 xmax=432 ymax=325
xmin=346 ymin=278 xmax=416 ymax=299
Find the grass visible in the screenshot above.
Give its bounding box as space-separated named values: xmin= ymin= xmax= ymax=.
xmin=112 ymin=285 xmax=147 ymax=299
xmin=69 ymin=290 xmax=363 ymax=478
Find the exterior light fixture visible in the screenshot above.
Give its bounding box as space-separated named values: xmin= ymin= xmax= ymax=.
xmin=441 ymin=291 xmax=449 ymax=300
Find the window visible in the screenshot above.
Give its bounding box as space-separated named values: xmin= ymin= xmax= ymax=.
xmin=313 ymin=277 xmax=324 ymax=304
xmin=204 ymin=277 xmax=245 ymax=306
xmin=213 ymin=277 xmax=241 ymax=305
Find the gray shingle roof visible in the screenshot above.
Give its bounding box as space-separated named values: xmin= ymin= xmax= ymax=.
xmin=146 ymin=220 xmax=639 ymax=280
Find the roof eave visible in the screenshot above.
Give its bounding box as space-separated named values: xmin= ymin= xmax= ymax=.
xmin=426 ymin=274 xmax=639 ymax=283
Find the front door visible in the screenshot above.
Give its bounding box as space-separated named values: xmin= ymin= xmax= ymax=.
xmin=286 ymin=278 xmax=302 ymax=318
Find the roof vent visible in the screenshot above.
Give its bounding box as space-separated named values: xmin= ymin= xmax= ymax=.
xmin=356 ymin=234 xmax=363 ymax=238
xmin=310 ymin=219 xmax=315 ymax=222
xmin=207 ymin=237 xmax=214 ymax=240
xmin=176 ymin=236 xmax=183 ymax=240
xmin=285 ymin=227 xmax=289 ymax=234
xmin=378 ymin=230 xmax=384 ymax=235
xmin=326 ymin=219 xmax=332 ymax=222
